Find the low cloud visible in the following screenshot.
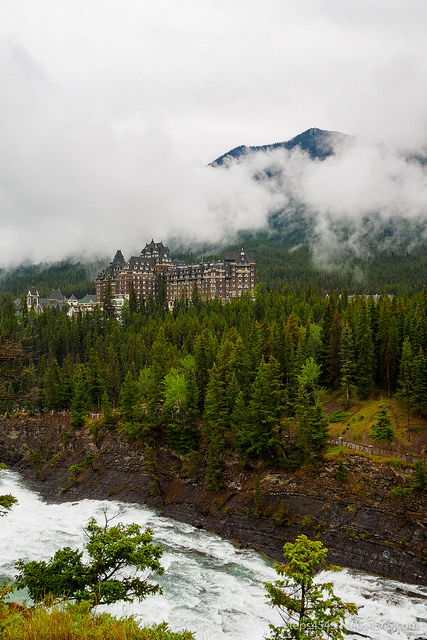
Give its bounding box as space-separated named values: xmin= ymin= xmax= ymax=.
xmin=217 ymin=136 xmax=427 ymax=268
xmin=1 ymin=40 xmax=427 ymax=269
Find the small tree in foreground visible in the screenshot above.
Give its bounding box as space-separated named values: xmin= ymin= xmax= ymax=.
xmin=15 ymin=513 xmax=164 ymax=606
xmin=264 ymin=534 xmax=357 ymax=640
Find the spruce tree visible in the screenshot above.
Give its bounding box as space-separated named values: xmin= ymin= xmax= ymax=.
xmin=354 ymin=301 xmax=375 ymax=399
xmin=411 ymin=347 xmax=427 ymax=417
xmin=339 ymin=321 xmax=355 ymax=410
xmin=294 ymin=388 xmax=330 ymax=461
xmin=396 ymin=336 xmax=413 ymax=435
xmin=101 ymin=390 xmax=115 ymax=429
xmin=102 ymin=277 xmax=115 ymax=321
xmin=70 ymin=366 xmax=88 ymax=428
xmin=370 ymin=405 xmax=395 ymax=447
xmin=377 ymin=298 xmax=400 ymax=397
xmin=120 ymin=371 xmax=139 ymax=423
xmin=243 ymin=357 xmax=285 ymax=460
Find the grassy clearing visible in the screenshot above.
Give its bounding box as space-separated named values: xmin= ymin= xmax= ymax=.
xmin=325 ymin=394 xmax=426 ymax=454
xmin=0 ymin=602 xmax=194 ymax=640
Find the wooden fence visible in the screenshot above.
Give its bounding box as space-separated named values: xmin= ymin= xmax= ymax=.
xmin=329 ymin=437 xmax=427 ymax=465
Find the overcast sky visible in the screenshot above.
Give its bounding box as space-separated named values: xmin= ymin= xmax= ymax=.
xmin=1 ymin=0 xmax=427 ymax=266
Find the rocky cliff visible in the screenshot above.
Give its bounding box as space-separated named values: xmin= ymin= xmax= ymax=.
xmin=1 ymin=413 xmax=426 ymax=584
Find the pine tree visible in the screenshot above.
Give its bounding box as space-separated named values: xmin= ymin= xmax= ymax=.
xmin=294 ymin=388 xmax=330 ymax=461
xmin=102 ymin=277 xmax=115 ymax=321
xmin=328 ymin=309 xmax=342 ymax=390
xmin=411 ymin=347 xmax=427 ymax=417
xmin=101 ymin=390 xmax=115 ymax=429
xmin=129 ymin=282 xmax=138 ymax=315
xmin=203 ymin=363 xmax=228 ymax=486
xmin=70 ymin=366 xmax=88 ymax=428
xmin=119 ymin=371 xmax=140 ymax=424
xmin=354 ymin=301 xmax=375 ymax=399
xmin=396 ymin=336 xmax=413 ymax=436
xmin=377 ymin=298 xmax=400 ymax=397
xmin=242 ymin=357 xmax=285 ymax=460
xmin=163 ymin=364 xmax=199 ymax=454
xmin=88 ymin=348 xmax=105 ymax=410
xmin=370 ymin=405 xmax=395 ymax=447
xmin=63 ymin=356 xmax=76 ymax=409
xmin=194 ymin=329 xmax=218 ymax=411
xmin=339 ymin=321 xmax=355 ymax=410
xmin=231 ymin=390 xmax=252 ymax=462
xmin=264 ymin=535 xmax=357 ymax=639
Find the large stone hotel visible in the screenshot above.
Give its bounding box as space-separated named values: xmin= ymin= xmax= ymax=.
xmin=96 ymin=240 xmax=256 ymax=308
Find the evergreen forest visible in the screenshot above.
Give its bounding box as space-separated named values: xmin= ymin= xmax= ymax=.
xmin=1 ymin=282 xmax=426 ymax=489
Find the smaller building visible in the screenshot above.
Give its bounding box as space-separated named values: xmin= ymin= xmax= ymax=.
xmin=27 ymin=288 xmax=68 ymax=313
xmin=27 ymin=289 xmax=97 ymax=315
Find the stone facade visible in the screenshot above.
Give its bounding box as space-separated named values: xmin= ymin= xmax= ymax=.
xmin=96 ymin=241 xmax=256 ymax=307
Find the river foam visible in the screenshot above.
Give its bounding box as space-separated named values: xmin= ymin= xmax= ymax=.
xmin=0 ymin=470 xmax=426 ymax=639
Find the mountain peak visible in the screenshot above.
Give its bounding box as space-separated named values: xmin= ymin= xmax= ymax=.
xmin=210 ymin=127 xmax=350 ymax=167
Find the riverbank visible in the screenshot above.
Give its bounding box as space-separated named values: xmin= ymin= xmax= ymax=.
xmin=0 ymin=413 xmax=426 ymax=584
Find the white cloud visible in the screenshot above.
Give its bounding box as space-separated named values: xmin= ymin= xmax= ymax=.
xmin=1 ymin=1 xmax=427 ymax=266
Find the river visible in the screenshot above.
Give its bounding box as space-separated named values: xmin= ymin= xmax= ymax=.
xmin=0 ymin=470 xmax=426 ymax=639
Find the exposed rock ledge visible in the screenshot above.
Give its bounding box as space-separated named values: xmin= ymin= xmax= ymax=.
xmin=1 ymin=414 xmax=426 ymax=585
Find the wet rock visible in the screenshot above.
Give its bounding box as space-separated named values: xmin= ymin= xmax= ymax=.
xmin=0 ymin=414 xmax=426 ymax=584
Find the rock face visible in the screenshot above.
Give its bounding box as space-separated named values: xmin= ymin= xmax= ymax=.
xmin=1 ymin=413 xmax=426 ymax=584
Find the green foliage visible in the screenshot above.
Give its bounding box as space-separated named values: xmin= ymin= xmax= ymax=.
xmin=328 ymin=411 xmax=348 ymax=423
xmin=2 ymin=271 xmax=427 ymax=477
xmin=335 ymin=461 xmax=348 ymax=483
xmin=70 ymin=367 xmax=88 ymax=429
xmin=101 ymin=390 xmax=115 ymax=429
xmin=300 ymin=514 xmax=313 ymax=528
xmin=253 ymin=478 xmax=262 ymax=518
xmin=294 ymin=391 xmax=330 ymax=461
xmin=119 ymin=371 xmax=140 ymax=424
xmin=68 ymin=465 xmax=82 ymax=480
xmin=15 ymin=513 xmax=164 ymax=606
xmin=388 ymin=457 xmax=403 ymax=470
xmin=163 ymin=357 xmax=199 ymax=454
xmin=0 ymin=493 xmax=18 ymax=517
xmin=370 ymin=405 xmax=395 ymax=445
xmin=297 ymin=357 xmax=321 ymax=395
xmin=411 ymin=461 xmax=427 ymax=491
xmin=0 ymin=337 xmax=29 ymax=412
xmin=0 ymin=259 xmax=96 ymax=298
xmin=264 ymin=534 xmax=357 ymax=640
xmin=0 ymin=603 xmax=194 ymax=640
xmin=204 ymin=443 xmax=223 ymax=491
xmin=273 ymin=499 xmax=290 ymax=526
xmin=411 ymin=347 xmax=427 ymax=417
xmin=102 ymin=277 xmax=115 ymax=321
xmin=82 ymin=454 xmax=96 ymax=469
xmin=391 ymin=486 xmax=412 ymax=499
xmin=233 ymin=356 xmax=285 ymax=461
